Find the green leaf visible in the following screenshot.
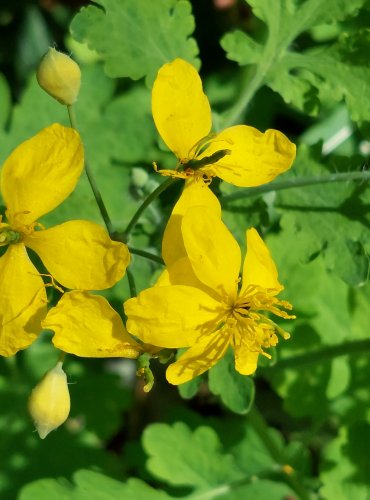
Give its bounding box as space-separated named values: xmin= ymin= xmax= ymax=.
xmin=208 ymin=349 xmax=255 ymax=415
xmin=20 ymin=470 xmax=170 ymax=500
xmin=267 ymin=218 xmax=352 ymax=344
xmin=71 ymin=0 xmax=199 ymax=85
xmin=246 ymin=0 xmax=365 ymax=38
xmin=20 ymin=478 xmax=73 ymax=500
xmin=326 ymin=356 xmax=351 ymax=399
xmin=66 ymin=361 xmax=133 ymax=441
xmin=259 ymin=218 xmax=363 ymax=419
xmin=273 ymin=45 xmax=370 ymax=122
xmin=220 ymin=184 xmax=269 ymax=249
xmin=264 ymin=284 xmax=370 ymax=420
xmin=275 ymin=145 xmax=370 ymax=286
xmin=178 ymin=375 xmax=202 ymax=400
xmin=143 ymin=422 xmax=243 ymax=489
xmin=221 ymin=0 xmax=370 ymax=121
xmin=143 ymin=421 xmax=301 ymax=497
xmin=320 ymin=423 xmax=370 ymax=499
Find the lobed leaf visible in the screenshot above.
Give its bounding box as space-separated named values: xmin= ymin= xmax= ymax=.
xmin=70 ymin=0 xmax=199 ymax=86
xmin=222 ymin=0 xmax=370 ymax=121
xmin=208 ymin=349 xmax=255 ymax=415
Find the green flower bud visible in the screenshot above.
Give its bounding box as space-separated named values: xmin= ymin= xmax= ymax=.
xmin=36 ymin=48 xmax=81 ymax=105
xmin=28 ymin=362 xmax=70 ymax=439
xmin=132 ymin=167 xmax=149 ymax=188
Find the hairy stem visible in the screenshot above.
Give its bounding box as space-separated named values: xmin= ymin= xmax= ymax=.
xmin=128 ymin=246 xmax=164 ymax=265
xmin=222 ymin=62 xmax=272 ymax=129
xmin=126 ymin=268 xmax=137 ymax=298
xmin=123 ymin=177 xmax=177 ymax=240
xmin=221 ymin=170 xmax=370 ymax=204
xmin=270 ymin=338 xmax=370 ymax=371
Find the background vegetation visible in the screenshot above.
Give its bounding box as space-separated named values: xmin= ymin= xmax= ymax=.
xmin=0 ymin=0 xmax=370 ymax=498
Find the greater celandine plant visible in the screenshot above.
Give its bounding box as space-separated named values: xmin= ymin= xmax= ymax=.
xmin=0 ymin=48 xmax=296 ymax=438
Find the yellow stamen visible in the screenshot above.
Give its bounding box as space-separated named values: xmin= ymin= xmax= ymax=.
xmin=30 ymin=273 xmax=65 ymax=294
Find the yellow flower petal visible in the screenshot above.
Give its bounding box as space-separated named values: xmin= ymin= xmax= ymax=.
xmin=1 ymin=124 xmax=84 ymax=226
xmin=0 ymin=244 xmax=47 ymax=356
xmin=158 ymin=256 xmax=221 ymax=303
xmin=125 ymin=285 xmax=223 ymax=348
xmin=241 ymin=228 xmax=282 ymax=292
xmin=233 ymin=342 xmax=259 ymax=375
xmin=182 ymin=207 xmax=241 ymax=299
xmin=43 ymin=291 xmax=142 ymax=358
xmin=152 ymin=58 xmax=212 ymax=161
xmin=201 ymin=125 xmax=296 ymax=187
xmin=166 ymin=331 xmax=230 ymax=385
xmin=24 ymin=221 xmax=129 ymax=290
xmin=162 ymin=178 xmax=221 ymax=268
xmin=155 ymin=268 xmax=171 ymax=286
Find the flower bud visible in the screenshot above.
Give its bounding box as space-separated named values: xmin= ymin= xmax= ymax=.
xmin=36 ymin=48 xmax=81 ymax=105
xmin=28 ymin=362 xmax=70 ymax=439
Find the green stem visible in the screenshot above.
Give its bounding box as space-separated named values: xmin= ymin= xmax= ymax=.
xmin=221 ymin=170 xmax=370 ymax=204
xmin=123 ymin=177 xmax=177 ymax=239
xmin=223 ymin=62 xmax=272 ymax=128
xmin=67 ymin=105 xmax=114 ymax=235
xmin=270 ymin=338 xmax=370 ymax=371
xmin=128 ymin=246 xmax=164 ymax=265
xmin=222 ymin=14 xmax=282 ymax=130
xmin=126 ymin=268 xmax=137 ymax=298
xmin=57 ymin=350 xmax=66 ymax=365
xmin=248 ymin=408 xmax=312 ymax=500
xmin=136 ymin=352 xmax=155 ymax=392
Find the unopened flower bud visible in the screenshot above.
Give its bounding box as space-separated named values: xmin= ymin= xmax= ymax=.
xmin=36 ymin=47 xmax=81 ymax=105
xmin=28 ymin=362 xmax=70 ymax=439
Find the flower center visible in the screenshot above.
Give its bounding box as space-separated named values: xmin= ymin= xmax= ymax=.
xmin=227 ymin=284 xmax=295 ymax=358
xmin=0 ymin=224 xmax=21 ymax=246
xmin=153 ymin=133 xmax=232 ymax=182
xmin=0 ymin=210 xmax=39 ymax=246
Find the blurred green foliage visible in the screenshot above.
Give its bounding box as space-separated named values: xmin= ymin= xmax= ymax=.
xmin=1 ymin=0 xmax=370 ymax=498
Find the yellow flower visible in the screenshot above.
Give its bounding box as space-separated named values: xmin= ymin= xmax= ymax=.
xmin=161 ymin=177 xmax=221 ymax=271
xmin=124 ymin=205 xmax=294 ymax=384
xmin=0 ymin=124 xmax=130 ymax=357
xmin=42 ymin=290 xmax=148 ymax=358
xmin=152 ymin=58 xmax=296 ymax=186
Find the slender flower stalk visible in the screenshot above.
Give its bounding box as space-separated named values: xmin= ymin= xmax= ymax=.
xmin=67 ymin=105 xmax=114 ymax=235
xmin=123 ymin=177 xmax=177 ymax=240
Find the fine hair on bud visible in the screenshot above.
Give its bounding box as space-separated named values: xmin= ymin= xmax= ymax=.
xmin=36 ymin=47 xmax=81 ymax=105
xmin=28 ymin=361 xmax=71 ymax=439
